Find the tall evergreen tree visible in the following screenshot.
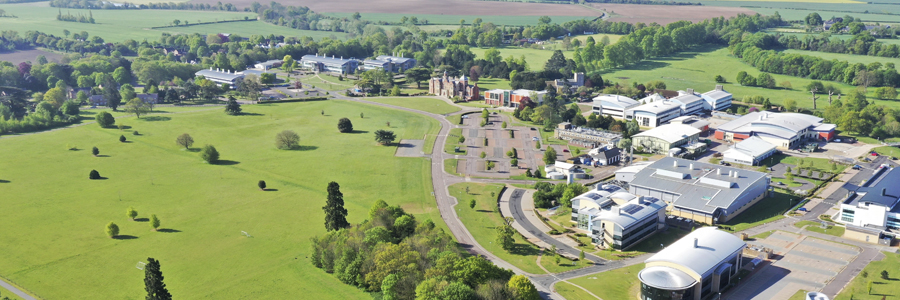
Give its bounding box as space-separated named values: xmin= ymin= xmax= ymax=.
xmin=323 ymin=181 xmax=349 ymax=231
xmin=144 ymin=257 xmax=172 ymax=300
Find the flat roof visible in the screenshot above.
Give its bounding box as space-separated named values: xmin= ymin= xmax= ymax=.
xmin=195 ymin=69 xmax=244 ymax=81
xmin=643 ymin=227 xmax=745 ymax=278
xmin=629 ymin=100 xmax=682 ymax=115
xmin=375 ymin=55 xmax=414 ymax=64
xmin=717 ymin=112 xmax=827 ymax=139
xmin=723 ymin=136 xmax=776 ymax=158
xmin=702 ymin=88 xmax=732 ymax=100
xmin=633 ymin=124 xmax=701 ymax=144
xmin=626 ymin=157 xmax=769 ymax=214
xmin=670 ymin=93 xmax=704 ymax=106
xmin=300 ymin=54 xmax=356 ymax=65
xmin=557 ymin=126 xmax=623 ymax=140
xmin=594 ymin=94 xmax=639 ymax=109
xmin=639 ymin=93 xmax=668 ymax=103
xmin=594 ymin=196 xmax=666 ymax=229
xmin=844 ymin=166 xmax=900 ymax=210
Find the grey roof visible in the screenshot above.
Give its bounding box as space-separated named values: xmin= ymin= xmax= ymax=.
xmin=595 ymin=147 xmax=620 ymax=160
xmin=717 ymin=112 xmax=826 ymax=139
xmin=844 ymin=166 xmax=900 ymax=210
xmin=256 ymin=59 xmax=282 ymax=66
xmin=195 ymin=69 xmax=244 ymax=81
xmin=627 ymin=157 xmax=768 ymax=214
xmin=593 ymin=196 xmax=666 ymax=229
xmin=593 ymin=94 xmax=639 ymax=109
xmin=629 ymin=100 xmax=682 ymax=115
xmin=300 ymin=54 xmax=356 ymax=65
xmin=723 ymin=136 xmax=776 ymax=158
xmin=702 ymin=88 xmax=732 ymax=101
xmin=240 ymin=69 xmax=266 ymax=76
xmin=643 ymin=227 xmax=745 ymax=278
xmin=638 ymin=265 xmax=697 ymax=290
xmin=669 ymin=93 xmax=704 ymax=106
xmin=633 ymin=124 xmax=701 ymax=144
xmin=375 ymin=55 xmax=413 ymax=64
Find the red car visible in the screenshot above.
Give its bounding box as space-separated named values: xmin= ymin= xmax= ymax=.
xmin=563 ymin=149 xmax=569 ymax=152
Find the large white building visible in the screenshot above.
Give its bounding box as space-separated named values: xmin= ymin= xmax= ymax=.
xmin=592 ymin=94 xmax=639 ymax=119
xmin=715 ymin=112 xmax=836 ymax=149
xmin=300 ymin=54 xmax=359 ymax=74
xmin=701 ymin=85 xmax=733 ymax=111
xmin=195 ymin=68 xmax=244 ymax=85
xmin=570 ymin=185 xmax=668 ymax=250
xmin=627 ymin=100 xmax=683 ymax=128
xmin=638 ymin=227 xmax=746 ymax=300
xmin=668 ymin=89 xmax=706 ymax=116
xmin=722 ymin=136 xmax=777 ymax=166
xmin=623 ymin=157 xmax=771 ymax=224
xmin=838 ymin=165 xmax=900 ymax=243
xmin=632 ymin=124 xmax=702 ymax=155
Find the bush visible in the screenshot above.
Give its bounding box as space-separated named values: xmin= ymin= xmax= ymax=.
xmin=275 ymin=130 xmax=300 ymax=150
xmin=258 ymin=180 xmax=267 ymax=190
xmin=337 ymin=118 xmax=353 ymax=133
xmin=119 ymin=135 xmax=126 ymax=143
xmin=200 ymin=145 xmax=219 ymax=164
xmin=89 ymin=169 xmax=101 ymax=179
xmin=132 ymin=131 xmax=139 ymax=135
xmin=92 ymin=147 xmax=99 ymax=156
xmin=96 ymin=111 xmax=115 ymax=128
xmin=548 ymin=229 xmax=560 ymax=235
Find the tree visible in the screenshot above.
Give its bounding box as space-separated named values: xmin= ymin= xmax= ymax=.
xmin=225 ymin=97 xmax=242 ymax=115
xmin=124 ymin=98 xmax=150 ymax=119
xmin=404 ymin=67 xmax=431 ymax=89
xmin=176 ymin=133 xmax=194 ymax=149
xmin=496 ymin=223 xmax=514 ymax=251
xmin=458 ymin=136 xmax=466 ymax=143
xmin=882 ymin=270 xmax=890 ymax=280
xmin=534 ymin=168 xmax=542 ymax=178
xmin=144 ymin=258 xmax=172 ymax=300
xmin=323 ymin=181 xmax=350 ymax=231
xmin=283 ymin=55 xmax=295 ymax=73
xmin=480 ymin=151 xmax=486 ymax=159
xmin=874 ymin=87 xmax=898 ymax=100
xmin=104 ymin=85 xmax=122 ymax=111
xmin=127 ymin=207 xmax=138 ymax=220
xmin=511 ymin=158 xmax=518 ymax=166
xmin=543 ymin=147 xmax=557 ymax=165
xmin=90 ymin=170 xmax=101 ymax=179
xmin=785 ymin=171 xmax=795 ymax=183
xmin=534 ymin=141 xmax=541 ymax=149
xmin=783 ymin=99 xmax=797 ymax=112
xmin=579 ymin=250 xmax=585 ymax=265
xmin=106 ymin=222 xmax=119 ymax=238
xmin=200 ymin=145 xmax=219 ymax=164
xmin=259 ymin=73 xmax=275 ymax=84
xmin=469 ymin=199 xmax=476 ymax=209
xmin=501 ymin=121 xmax=507 ymax=129
xmin=150 ymin=214 xmax=160 ymax=231
xmin=120 ymin=135 xmax=127 ymax=143
xmin=390 ymin=85 xmax=400 ymax=96
xmin=374 ymin=130 xmax=396 ymax=145
xmin=92 ymin=147 xmax=99 ymax=156
xmin=338 ymin=118 xmax=353 ymax=133
xmin=617 ymin=138 xmax=632 ymax=150
xmin=112 ymin=66 xmax=131 ymax=85
xmin=714 ymin=75 xmax=726 ymax=83
xmin=258 ymin=180 xmax=267 ymax=191
xmin=756 ymin=73 xmax=776 ymax=89
xmin=96 ymin=111 xmax=115 ymax=128
xmin=486 ymin=161 xmax=496 ymax=170
xmin=275 ymin=130 xmax=300 ymax=150
xmin=508 ymin=275 xmax=539 ymax=300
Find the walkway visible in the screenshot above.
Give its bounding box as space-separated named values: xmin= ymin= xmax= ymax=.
xmin=0 ymin=278 xmax=36 ymax=300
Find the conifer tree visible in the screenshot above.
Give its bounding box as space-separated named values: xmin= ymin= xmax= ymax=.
xmin=144 ymin=257 xmax=172 ymax=300
xmin=323 ymin=181 xmax=349 ymax=231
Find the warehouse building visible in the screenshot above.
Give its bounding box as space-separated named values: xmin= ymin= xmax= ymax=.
xmin=715 ymin=112 xmax=836 ymax=149
xmin=638 ymin=227 xmax=746 ymax=300
xmin=632 ymin=124 xmax=701 ymax=155
xmin=624 ymin=157 xmax=770 ymax=224
xmin=722 ymin=137 xmax=777 ymax=166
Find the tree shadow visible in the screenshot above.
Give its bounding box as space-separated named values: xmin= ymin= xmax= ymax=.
xmin=114 ymin=125 xmax=132 ymax=130
xmin=240 ymin=112 xmax=265 ymax=116
xmin=140 ymin=116 xmax=171 ymax=122
xmin=80 ymin=111 xmax=97 ymax=115
xmin=95 ymin=154 xmax=110 ymax=157
xmin=216 ymin=160 xmax=240 ymax=165
xmin=476 ymin=209 xmax=493 ymax=213
xmin=120 ymin=141 xmax=133 ymax=143
xmin=297 ymin=145 xmax=319 ymax=151
xmin=349 ymin=130 xmax=369 ymax=134
xmin=113 ymin=235 xmax=138 ymax=240
xmin=157 ymin=229 xmax=181 ymax=233
xmin=509 ymin=243 xmax=540 ymax=256
xmin=264 ymin=188 xmax=279 ymax=191
xmin=184 ymin=148 xmax=200 ymax=152
xmin=69 ymin=148 xmax=82 ymax=151
xmin=134 ymin=218 xmax=149 ymax=222
xmin=91 ymin=177 xmax=109 ymax=180
xmin=0 ymin=179 xmax=9 ymax=183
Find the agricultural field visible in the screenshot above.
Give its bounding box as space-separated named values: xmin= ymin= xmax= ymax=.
xmin=189 ymin=0 xmax=601 ymax=18
xmin=471 ymin=47 xmax=573 ymax=71
xmin=325 ymin=13 xmax=595 ymax=26
xmin=782 ymin=49 xmax=900 ymax=66
xmin=161 ymin=21 xmax=347 ymax=40
xmin=572 ymin=33 xmax=623 ymax=45
xmin=0 ymin=49 xmax=63 ymax=65
xmin=597 ymin=46 xmax=894 ymax=111
xmin=587 ymin=3 xmax=755 ymax=25
xmin=0 ymin=100 xmax=444 ymax=299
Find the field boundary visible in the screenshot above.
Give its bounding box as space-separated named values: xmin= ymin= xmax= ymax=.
xmin=149 ymin=18 xmax=255 ymax=29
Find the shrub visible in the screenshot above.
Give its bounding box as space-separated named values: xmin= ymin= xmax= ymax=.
xmin=127 ymin=207 xmax=137 ymax=220
xmin=149 ymin=214 xmax=160 ymax=231
xmin=96 ymin=111 xmax=115 ymax=128
xmin=106 ymin=222 xmax=119 ymax=238
xmin=132 ymin=131 xmax=139 ymax=135
xmin=119 ymin=135 xmax=126 ymax=142
xmin=275 ymin=130 xmax=300 ymax=150
xmin=258 ymin=180 xmax=267 ymax=190
xmin=337 ymin=118 xmax=353 ymax=133
xmin=89 ymin=169 xmax=101 ymax=179
xmin=92 ymin=147 xmax=99 ymax=156
xmin=200 ymin=145 xmax=219 ymax=164
xmin=548 ymin=229 xmax=560 ymax=235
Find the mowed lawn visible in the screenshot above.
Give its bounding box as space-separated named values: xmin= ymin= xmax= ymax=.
xmin=361 ymin=97 xmax=461 ymax=115
xmin=0 ymin=100 xmax=443 ymax=299
xmin=556 ymin=263 xmax=645 ymax=300
xmin=835 ymin=252 xmax=900 ymax=300
xmin=471 ymin=47 xmax=574 ymax=71
xmin=782 ymin=49 xmax=900 ymax=69
xmin=599 ymin=46 xmax=895 ymax=111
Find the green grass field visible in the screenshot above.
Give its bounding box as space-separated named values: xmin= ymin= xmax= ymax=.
xmin=0 ymin=100 xmax=444 ymax=299
xmin=722 ymin=191 xmax=795 ymax=232
xmin=782 ymin=49 xmax=900 ymax=68
xmin=793 ymin=220 xmax=845 ymax=236
xmin=361 ymin=97 xmax=461 ymax=115
xmin=322 ymin=12 xmax=594 ymax=26
xmin=0 ymin=3 xmax=346 ymax=43
xmin=572 ymin=33 xmax=623 ymax=45
xmin=471 ymin=47 xmax=574 ymax=71
xmin=873 ymin=146 xmax=900 ymax=157
xmin=598 ymin=46 xmax=894 ymax=111
xmin=835 ymin=252 xmax=900 ymax=300
xmin=557 ymin=263 xmax=645 ymax=300
xmin=474 ymin=78 xmax=513 ymax=91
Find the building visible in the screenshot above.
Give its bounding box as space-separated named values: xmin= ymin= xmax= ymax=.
xmin=570 ymin=186 xmax=667 ymax=250
xmin=588 ymin=145 xmax=621 ymax=166
xmin=722 ymin=137 xmax=777 ymax=166
xmin=668 ymin=116 xmax=710 ymax=132
xmin=483 ymin=89 xmax=547 ymax=108
xmin=300 ymin=54 xmax=359 ymax=74
xmin=714 ymin=112 xmax=836 ymax=149
xmin=429 ymin=72 xmax=480 ymax=101
xmin=135 ymin=93 xmax=158 ymax=104
xmin=195 ymin=68 xmax=245 ymax=85
xmin=544 ymin=161 xmax=587 ymax=179
xmin=616 ymin=161 xmax=652 ymax=182
xmin=838 ymin=165 xmax=899 ymax=244
xmin=669 ymin=89 xmax=706 ymax=116
xmin=632 ymin=124 xmax=702 ymax=155
xmin=624 ymin=157 xmax=770 ymax=224
xmin=254 ymin=59 xmax=283 ymax=70
xmin=638 ymin=227 xmax=746 ymax=300
xmin=700 ymin=85 xmax=733 ymax=111
xmin=555 ymin=122 xmax=623 ymax=148
xmin=546 ymin=72 xmax=585 ymax=93
xmin=592 ymin=94 xmax=639 ymax=119
xmin=626 ymin=100 xmax=683 ymax=128
xmin=377 ymin=55 xmax=417 ymax=72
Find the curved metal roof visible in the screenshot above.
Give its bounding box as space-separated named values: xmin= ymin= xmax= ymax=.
xmin=645 ymin=227 xmax=746 ymax=277
xmin=638 ymin=265 xmax=697 ymax=290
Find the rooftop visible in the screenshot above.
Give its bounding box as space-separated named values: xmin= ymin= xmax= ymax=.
xmin=670 ymin=93 xmax=704 ymax=106
xmin=844 ymin=166 xmax=900 ymax=210
xmin=627 ymin=157 xmax=769 ymax=214
xmin=594 ymin=196 xmax=666 ymax=229
xmin=633 ymin=124 xmax=701 ymax=144
xmin=593 ymin=94 xmax=639 ymax=108
xmin=375 ymin=55 xmax=414 ymax=64
xmin=723 ymin=136 xmax=776 ymax=158
xmin=195 ymin=69 xmax=244 ymax=81
xmin=701 ymin=86 xmax=732 ymax=100
xmin=557 ymin=126 xmax=623 ymax=140
xmin=717 ymin=112 xmax=827 ymax=139
xmin=641 ymin=227 xmax=745 ymax=284
xmin=629 ymin=100 xmax=682 ymax=115
xmin=300 ymin=54 xmax=357 ymax=65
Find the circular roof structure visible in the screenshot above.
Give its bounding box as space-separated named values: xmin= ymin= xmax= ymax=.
xmin=638 ymin=266 xmax=697 ymax=290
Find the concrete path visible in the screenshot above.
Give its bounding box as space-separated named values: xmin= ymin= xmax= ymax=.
xmin=0 ymin=278 xmax=36 ymax=300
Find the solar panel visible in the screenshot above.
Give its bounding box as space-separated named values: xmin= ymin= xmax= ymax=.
xmin=621 ymin=204 xmax=643 ymax=215
xmin=643 ymin=197 xmax=660 ymax=204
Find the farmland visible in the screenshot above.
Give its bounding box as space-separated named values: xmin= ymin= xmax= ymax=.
xmin=0 ymin=100 xmax=443 ymax=299
xmin=587 ymin=3 xmax=755 ymax=25
xmin=0 ymin=49 xmax=63 ymax=65
xmin=471 ymin=47 xmax=574 ymax=71
xmin=325 ymin=13 xmax=595 ymax=26
xmin=190 ymin=0 xmax=601 ymax=17
xmin=782 ymin=49 xmax=900 ymax=66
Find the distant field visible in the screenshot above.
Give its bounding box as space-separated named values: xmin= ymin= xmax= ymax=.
xmin=598 ymin=46 xmax=894 ymax=111
xmin=588 ymin=3 xmax=756 ymax=25
xmin=161 ymin=21 xmax=347 ymax=40
xmin=361 ymin=97 xmax=461 ymax=115
xmin=475 ymin=78 xmax=513 ymax=90
xmin=324 ymin=12 xmax=595 ymax=26
xmin=0 ymin=48 xmax=63 ymax=64
xmin=768 ymin=31 xmax=900 ymax=45
xmin=470 ymin=47 xmax=573 ymax=70
xmin=189 ymin=0 xmax=601 ymax=17
xmin=572 ymin=33 xmax=623 ymax=45
xmin=782 ymin=49 xmax=900 ymax=67
xmin=750 ymin=7 xmax=900 ymax=23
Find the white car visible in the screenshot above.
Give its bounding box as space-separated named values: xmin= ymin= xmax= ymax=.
xmin=532 ymin=137 xmax=539 ymax=141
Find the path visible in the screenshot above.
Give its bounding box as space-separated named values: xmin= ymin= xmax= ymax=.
xmin=0 ymin=278 xmax=36 ymax=300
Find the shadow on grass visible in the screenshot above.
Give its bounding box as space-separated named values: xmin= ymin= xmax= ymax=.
xmin=264 ymin=189 xmax=279 ymax=192
xmin=157 ymin=229 xmax=181 ymax=233
xmin=113 ymin=235 xmax=138 ymax=240
xmin=0 ymin=179 xmax=9 ymax=183
xmin=477 ymin=209 xmax=493 ymax=212
xmin=140 ymin=116 xmax=171 ymax=122
xmin=239 ymin=112 xmax=265 ymax=116
xmin=134 ymin=218 xmax=149 ymax=222
xmin=120 ymin=141 xmax=133 ymax=143
xmin=80 ymin=111 xmax=97 ymax=115
xmin=349 ymin=130 xmax=369 ymax=134
xmin=183 ymin=148 xmax=200 ymax=152
xmin=296 ymin=145 xmax=318 ymax=151
xmin=95 ymin=154 xmax=110 ymax=157
xmin=509 ymin=243 xmax=541 ymax=256
xmin=90 ymin=177 xmax=109 ymax=180
xmin=216 ymin=160 xmax=240 ymax=165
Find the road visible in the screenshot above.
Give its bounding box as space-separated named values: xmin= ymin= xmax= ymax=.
xmin=0 ymin=278 xmax=36 ymax=300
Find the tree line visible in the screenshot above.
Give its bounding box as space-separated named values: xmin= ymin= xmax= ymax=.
xmin=774 ymin=32 xmax=899 ymax=58
xmin=56 ymin=9 xmax=94 ymax=23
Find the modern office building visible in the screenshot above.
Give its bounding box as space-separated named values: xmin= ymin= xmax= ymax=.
xmin=638 ymin=227 xmax=746 ymax=300
xmin=254 ymin=59 xmax=283 ymax=70
xmin=668 ymin=116 xmax=710 ymax=132
xmin=626 ymin=100 xmax=683 ymax=128
xmin=569 ymin=185 xmax=667 ymax=250
xmin=361 ymin=55 xmax=417 ymax=73
xmin=669 ymin=89 xmax=706 ymax=116
xmin=714 ymin=112 xmax=836 ymax=149
xmin=592 ymin=94 xmax=640 ymax=119
xmin=300 ymin=54 xmax=359 ymax=74
xmin=555 ymin=122 xmax=623 ymax=148
xmin=623 ymin=157 xmax=770 ymax=224
xmin=838 ymin=165 xmax=900 ymax=243
xmin=722 ymin=137 xmax=778 ymax=166
xmin=701 ymin=85 xmax=733 ymax=111
xmin=632 ymin=124 xmax=702 ymax=155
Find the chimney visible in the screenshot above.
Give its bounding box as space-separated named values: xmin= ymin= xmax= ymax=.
xmin=733 ymin=171 xmax=738 ymax=178
xmin=716 ymin=84 xmax=723 ymax=91
xmin=689 ymin=163 xmax=694 ymax=170
xmin=728 ymin=170 xmax=732 ymax=177
xmin=693 ymin=238 xmax=698 ymax=248
xmin=673 ymin=160 xmax=678 ymax=168
xmin=883 ymin=188 xmax=887 ymax=196
xmin=687 ymin=88 xmax=694 ymax=94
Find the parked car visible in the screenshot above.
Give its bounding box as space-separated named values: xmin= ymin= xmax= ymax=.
xmin=852 ymin=165 xmax=862 ymax=170
xmin=777 ymin=182 xmax=785 ymax=185
xmin=563 ymin=149 xmax=569 ymax=152
xmin=834 ymin=139 xmax=842 ymax=143
xmin=798 ymin=208 xmax=808 ymax=212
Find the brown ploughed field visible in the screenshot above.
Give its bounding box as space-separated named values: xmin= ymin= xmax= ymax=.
xmin=189 ymin=0 xmax=600 ymax=16
xmin=591 ymin=3 xmax=756 ymax=25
